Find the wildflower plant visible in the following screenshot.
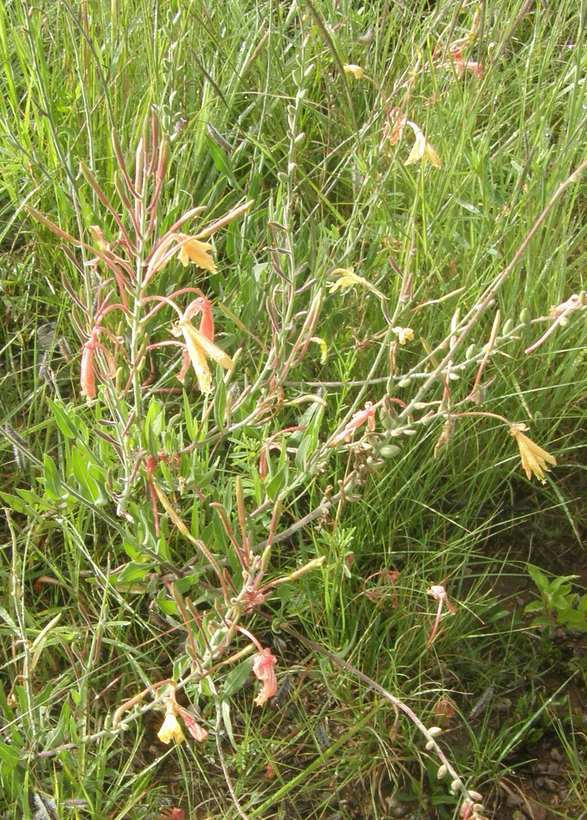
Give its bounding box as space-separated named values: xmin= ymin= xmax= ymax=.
xmin=0 ymin=0 xmax=582 ymax=803
xmin=13 ymin=94 xmax=585 ymax=817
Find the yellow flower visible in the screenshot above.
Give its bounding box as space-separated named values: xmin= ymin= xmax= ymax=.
xmin=176 ymin=319 xmax=233 ymax=394
xmin=404 ymin=121 xmax=442 ymax=168
xmin=392 ymin=326 xmax=414 ymax=345
xmin=343 ymin=63 xmax=365 ymax=80
xmin=510 ymin=424 xmax=557 ymax=482
xmin=157 ymin=706 xmax=185 ymax=745
xmin=327 ymin=268 xmax=386 ymax=300
xmin=177 ymin=235 xmax=216 ymax=272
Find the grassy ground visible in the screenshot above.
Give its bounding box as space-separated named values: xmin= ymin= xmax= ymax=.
xmin=0 ymin=0 xmax=586 ymax=817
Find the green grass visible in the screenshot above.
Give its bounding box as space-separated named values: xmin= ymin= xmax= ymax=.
xmin=0 ymin=0 xmax=586 ymax=817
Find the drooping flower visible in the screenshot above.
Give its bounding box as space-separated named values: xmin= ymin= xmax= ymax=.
xmin=426 ymin=584 xmax=456 ymax=646
xmin=157 ymin=704 xmax=185 ymax=745
xmin=343 ymin=63 xmax=365 ymax=80
xmin=252 ymin=647 xmax=278 ymax=706
xmin=176 ymin=235 xmax=216 ymax=272
xmin=404 ymin=121 xmax=442 ymax=168
xmin=327 ymin=268 xmax=386 ymax=300
xmin=80 ymin=337 xmax=97 ymax=399
xmin=392 ymin=326 xmax=415 ymax=345
xmin=172 ymin=297 xmax=233 ymax=393
xmin=509 ymin=423 xmax=556 ymax=482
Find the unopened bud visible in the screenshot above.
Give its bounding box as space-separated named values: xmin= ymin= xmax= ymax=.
xmin=285 ymin=556 xmax=326 ymax=581
xmin=428 ymin=726 xmax=443 ymax=736
xmin=437 ymin=764 xmax=448 ymax=780
xmin=398 ymin=377 xmax=412 ymax=387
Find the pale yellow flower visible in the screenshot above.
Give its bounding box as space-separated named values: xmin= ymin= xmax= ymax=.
xmin=392 ymin=326 xmax=414 ymax=345
xmin=404 ymin=121 xmax=442 ymax=168
xmin=510 ymin=423 xmax=557 ymax=482
xmin=310 ymin=336 xmax=328 ymax=364
xmin=157 ymin=706 xmax=185 ymax=745
xmin=175 ymin=319 xmax=233 ymax=394
xmin=177 ymin=235 xmax=216 ymax=272
xmin=327 ymin=268 xmax=386 ymax=300
xmin=343 ymin=63 xmax=365 ymax=80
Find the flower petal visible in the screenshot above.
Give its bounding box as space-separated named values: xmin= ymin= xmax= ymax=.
xmin=343 ymin=63 xmax=365 ymax=80
xmin=177 ymin=237 xmax=216 ymax=272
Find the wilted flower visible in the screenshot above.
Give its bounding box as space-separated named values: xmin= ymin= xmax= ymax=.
xmin=450 ymin=49 xmax=483 ymax=79
xmin=404 ymin=121 xmax=442 ymax=168
xmin=157 ymin=704 xmax=185 ymax=745
xmin=426 ymin=584 xmax=456 ymax=646
xmin=509 ymin=423 xmax=556 ymax=482
xmin=384 ymin=108 xmax=407 ymax=146
xmin=343 ymin=63 xmax=365 ymax=80
xmin=332 ymin=401 xmax=376 ymax=444
xmin=176 ymin=235 xmax=216 ymax=272
xmin=80 ymin=335 xmax=98 ymax=399
xmin=252 ymin=647 xmax=278 ymax=706
xmin=392 ymin=326 xmax=414 ymax=345
xmin=177 ymin=706 xmax=208 ymax=743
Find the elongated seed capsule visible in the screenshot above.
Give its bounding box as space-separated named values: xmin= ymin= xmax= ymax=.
xmin=502 ymin=318 xmax=514 ymax=335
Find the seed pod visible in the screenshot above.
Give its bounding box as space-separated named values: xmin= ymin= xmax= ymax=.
xmin=465 ymin=344 xmax=476 ymax=359
xmin=502 ymin=318 xmax=514 ymax=335
xmin=379 ymin=444 xmax=401 ymax=459
xmin=519 ymin=307 xmax=530 ymax=324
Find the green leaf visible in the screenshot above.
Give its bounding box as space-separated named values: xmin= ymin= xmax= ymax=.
xmin=214 ymin=374 xmax=227 ymax=430
xmin=50 ymin=400 xmax=78 ymax=440
xmin=222 ymin=658 xmax=253 ymax=699
xmin=527 ymin=564 xmax=549 ymax=593
xmin=43 ymin=453 xmax=62 ymax=499
xmin=221 ymin=699 xmax=237 ymax=749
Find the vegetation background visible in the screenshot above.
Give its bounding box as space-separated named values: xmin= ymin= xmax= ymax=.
xmin=0 ymin=0 xmax=585 ymax=817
